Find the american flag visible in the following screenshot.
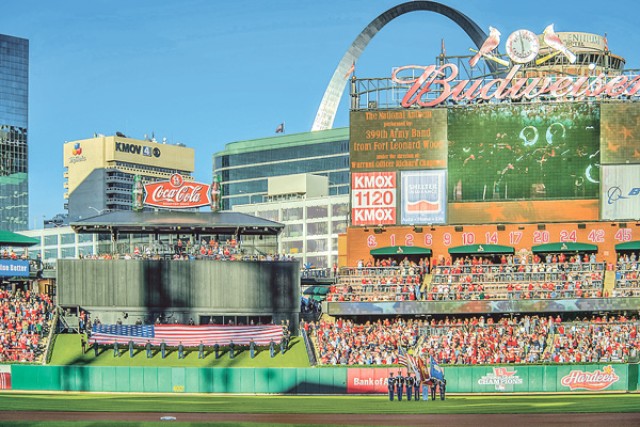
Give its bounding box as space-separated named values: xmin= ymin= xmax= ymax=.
xmin=91 ymin=324 xmax=283 ymax=347
xmin=398 ymin=346 xmax=421 ymax=381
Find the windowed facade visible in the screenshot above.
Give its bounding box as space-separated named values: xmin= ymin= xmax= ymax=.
xmin=214 ymin=128 xmax=350 ymax=211
xmin=0 ymin=35 xmax=29 ymax=231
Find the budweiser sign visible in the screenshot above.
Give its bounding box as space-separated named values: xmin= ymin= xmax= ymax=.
xmin=391 ymin=64 xmax=640 ymax=108
xmin=143 ymin=173 xmax=211 ymax=209
xmin=560 ymin=365 xmax=620 ymax=391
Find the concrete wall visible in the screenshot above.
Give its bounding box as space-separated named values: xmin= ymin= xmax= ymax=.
xmin=57 ymin=259 xmax=300 ymax=327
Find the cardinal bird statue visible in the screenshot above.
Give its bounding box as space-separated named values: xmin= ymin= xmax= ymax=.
xmin=543 ymin=24 xmax=576 ymax=63
xmin=469 ymin=26 xmax=501 ymax=67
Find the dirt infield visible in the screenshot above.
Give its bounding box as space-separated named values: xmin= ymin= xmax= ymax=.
xmin=3 ymin=411 xmax=640 ymax=426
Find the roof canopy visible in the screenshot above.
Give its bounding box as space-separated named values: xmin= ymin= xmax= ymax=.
xmin=615 ymin=241 xmax=640 ymax=252
xmin=531 ymin=242 xmax=598 ymax=253
xmin=70 ymin=210 xmax=284 ymax=237
xmin=448 ymin=244 xmax=515 ymax=255
xmin=370 ymin=246 xmax=432 ymax=256
xmin=0 ymin=230 xmax=39 ymax=247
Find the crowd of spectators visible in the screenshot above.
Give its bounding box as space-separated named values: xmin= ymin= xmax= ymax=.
xmin=78 ymin=237 xmax=295 ymax=263
xmin=0 ymin=288 xmax=54 ymax=363
xmin=613 ymin=253 xmax=639 ymax=297
xmin=307 ymin=314 xmax=640 ymax=366
xmin=430 ymin=254 xmax=605 ymax=300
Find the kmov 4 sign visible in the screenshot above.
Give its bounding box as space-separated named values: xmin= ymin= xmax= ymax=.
xmin=351 ymin=172 xmax=397 ymax=226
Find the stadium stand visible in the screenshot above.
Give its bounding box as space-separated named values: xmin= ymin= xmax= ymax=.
xmin=0 ymin=289 xmax=54 ymax=363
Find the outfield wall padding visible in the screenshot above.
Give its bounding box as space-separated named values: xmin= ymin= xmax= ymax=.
xmin=10 ymin=364 xmax=638 ymax=394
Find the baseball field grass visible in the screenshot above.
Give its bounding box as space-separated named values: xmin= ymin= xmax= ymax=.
xmin=49 ymin=333 xmax=310 ymax=368
xmin=1 ymin=392 xmax=640 ymax=427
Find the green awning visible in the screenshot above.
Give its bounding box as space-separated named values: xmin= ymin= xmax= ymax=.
xmin=303 ymin=285 xmax=329 ymax=296
xmin=370 ymin=246 xmax=432 ymax=256
xmin=448 ymin=244 xmax=515 ymax=255
xmin=0 ymin=230 xmax=39 ymax=247
xmin=531 ymin=242 xmax=598 ymax=253
xmin=615 ymin=241 xmax=640 ymax=251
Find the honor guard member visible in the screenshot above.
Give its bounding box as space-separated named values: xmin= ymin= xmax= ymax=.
xmin=81 ymin=336 xmax=87 ymax=354
xmin=413 ymin=373 xmax=420 ymax=401
xmin=213 ymin=342 xmax=220 ymax=359
xmin=395 ymin=372 xmax=405 ymax=401
xmin=249 ymin=338 xmax=256 ymax=359
xmin=198 ymin=341 xmax=205 ymax=359
xmin=405 ymin=373 xmax=413 ymax=401
xmin=145 ymin=340 xmax=152 ymax=358
xmin=387 ymin=372 xmax=396 ymax=401
xmin=178 ymin=341 xmax=184 ymax=359
xmin=129 ymin=340 xmax=135 ymax=358
xmin=161 ymin=340 xmax=166 ymax=359
xmin=93 ymin=340 xmax=99 ymax=357
xmin=269 ymin=338 xmax=276 ymax=358
xmin=113 ymin=340 xmax=119 ymax=357
xmin=229 ymin=341 xmax=235 ymax=359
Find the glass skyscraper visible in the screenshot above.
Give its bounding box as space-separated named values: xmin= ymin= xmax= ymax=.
xmin=0 ymin=34 xmax=29 ymax=231
xmin=213 ymin=128 xmax=350 ymax=211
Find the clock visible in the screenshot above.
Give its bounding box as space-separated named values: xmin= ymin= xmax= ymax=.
xmin=505 ymin=29 xmax=540 ymax=64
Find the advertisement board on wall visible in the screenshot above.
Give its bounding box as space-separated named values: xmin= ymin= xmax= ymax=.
xmin=400 ymin=170 xmax=446 ymax=225
xmin=351 ymin=172 xmax=397 ymax=226
xmin=0 ymin=260 xmax=29 ymax=277
xmin=601 ymin=165 xmax=640 ymax=220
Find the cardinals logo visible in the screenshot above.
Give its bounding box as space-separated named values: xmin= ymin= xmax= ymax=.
xmin=469 ymin=27 xmax=505 ymax=67
xmin=72 ymin=143 xmax=82 ymax=156
xmin=538 ymin=24 xmax=576 ymax=64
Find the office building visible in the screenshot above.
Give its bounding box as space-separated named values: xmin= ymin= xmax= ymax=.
xmin=0 ymin=34 xmax=29 ymax=231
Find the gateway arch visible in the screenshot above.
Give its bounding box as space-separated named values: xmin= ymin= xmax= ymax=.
xmin=311 ymin=1 xmax=497 ymax=131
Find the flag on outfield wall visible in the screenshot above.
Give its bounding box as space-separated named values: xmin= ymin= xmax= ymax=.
xmin=275 ymin=122 xmax=285 ymax=133
xmin=91 ymin=324 xmax=283 ymax=347
xmin=344 ymin=61 xmax=355 ymax=79
xmin=398 ymin=346 xmax=421 ymax=381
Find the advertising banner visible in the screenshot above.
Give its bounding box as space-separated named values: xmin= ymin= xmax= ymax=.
xmin=351 ymin=172 xmax=397 ymax=226
xmin=143 ymin=173 xmax=213 ymax=209
xmin=0 ymin=260 xmax=29 ymax=277
xmin=400 ymin=170 xmax=446 ymax=225
xmin=346 ymin=367 xmax=403 ymax=394
xmin=0 ymin=365 xmax=10 ymax=390
xmin=601 ymin=165 xmax=640 ymax=220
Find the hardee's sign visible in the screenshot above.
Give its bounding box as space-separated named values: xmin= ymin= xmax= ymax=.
xmin=560 ymin=365 xmax=620 ymax=391
xmin=391 ymin=64 xmax=640 ymax=108
xmin=144 ymin=173 xmax=211 ymax=209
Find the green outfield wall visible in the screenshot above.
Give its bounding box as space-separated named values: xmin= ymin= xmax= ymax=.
xmin=8 ymin=364 xmax=639 ymax=394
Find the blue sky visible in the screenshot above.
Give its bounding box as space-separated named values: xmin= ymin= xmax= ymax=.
xmin=2 ymin=0 xmax=639 ymax=228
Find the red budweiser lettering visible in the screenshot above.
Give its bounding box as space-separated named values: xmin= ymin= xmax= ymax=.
xmin=560 ymin=366 xmax=620 ymax=391
xmin=391 ymin=64 xmax=640 ymax=108
xmin=144 ymin=174 xmax=212 ymax=209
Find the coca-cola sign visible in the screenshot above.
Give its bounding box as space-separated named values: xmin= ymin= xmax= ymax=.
xmin=391 ymin=64 xmax=640 ymax=108
xmin=143 ymin=173 xmax=212 ymax=209
xmin=560 ymin=365 xmax=620 ymax=391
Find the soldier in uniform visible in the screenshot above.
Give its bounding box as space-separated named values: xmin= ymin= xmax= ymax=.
xmin=387 ymin=371 xmax=396 ymax=401
xmin=249 ymin=338 xmax=256 ymax=359
xmin=413 ymin=373 xmax=420 ymax=401
xmin=198 ymin=341 xmax=205 ymax=359
xmin=113 ymin=340 xmax=119 ymax=357
xmin=178 ymin=341 xmax=184 ymax=359
xmin=93 ymin=339 xmax=99 ymax=357
xmin=405 ymin=373 xmax=413 ymax=401
xmin=213 ymin=342 xmax=220 ymax=359
xmin=395 ymin=372 xmax=405 ymax=401
xmin=229 ymin=341 xmax=235 ymax=359
xmin=160 ymin=340 xmax=166 ymax=359
xmin=145 ymin=340 xmax=152 ymax=358
xmin=269 ymin=339 xmax=276 ymax=358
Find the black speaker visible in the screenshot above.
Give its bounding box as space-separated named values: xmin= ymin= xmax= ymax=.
xmin=413 ymin=227 xmax=423 ymax=233
xmin=578 ymin=224 xmax=586 ymax=229
xmin=497 ymin=225 xmax=506 ymax=231
xmin=454 ymin=226 xmax=464 ymax=232
xmin=620 ymin=223 xmax=628 ymax=228
xmin=537 ymin=224 xmax=546 ymax=230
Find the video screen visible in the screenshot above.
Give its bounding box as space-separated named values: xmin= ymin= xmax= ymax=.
xmin=447 ymin=102 xmax=600 ymax=202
